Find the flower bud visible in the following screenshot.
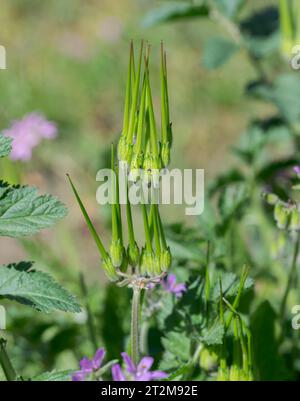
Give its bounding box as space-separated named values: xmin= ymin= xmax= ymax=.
xmin=262 ymin=192 xmax=278 ymax=205
xmin=120 ymin=250 xmax=128 ymax=273
xmin=127 ymin=241 xmax=140 ymax=267
xmin=229 ymin=365 xmax=240 ymax=381
xmin=274 ymin=203 xmax=289 ymax=229
xmin=217 ymin=367 xmax=229 ymax=381
xmin=160 ymin=247 xmax=172 ymax=272
xmin=140 ymin=248 xmax=154 ymax=276
xmin=153 ymin=255 xmax=161 ymax=275
xmin=129 ymin=152 xmax=143 ymax=182
xmin=102 ymin=256 xmax=118 ymax=282
xmin=199 ymin=348 xmax=218 ymax=371
xmin=290 ymin=207 xmax=300 ymax=231
xmin=110 ymin=239 xmax=124 ymax=268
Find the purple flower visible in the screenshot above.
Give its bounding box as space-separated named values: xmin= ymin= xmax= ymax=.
xmin=112 ymin=353 xmax=167 ymax=381
xmin=162 ymin=274 xmax=186 ymax=298
xmin=72 ymin=348 xmax=105 ymax=381
xmin=294 ymin=166 xmax=300 ymax=177
xmin=3 ymin=112 xmax=57 ymax=161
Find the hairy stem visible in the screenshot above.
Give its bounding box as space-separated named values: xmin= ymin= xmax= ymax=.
xmin=131 ymin=288 xmax=141 ymax=365
xmin=0 ymin=338 xmax=17 ymax=381
xmin=79 ymin=273 xmax=98 ymax=352
xmin=280 ymin=232 xmax=300 ymax=320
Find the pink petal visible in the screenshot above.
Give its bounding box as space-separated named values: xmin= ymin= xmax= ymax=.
xmin=92 ymin=348 xmax=105 ymax=370
xmin=137 ymin=356 xmax=154 ymax=374
xmin=112 ymin=364 xmax=126 ymax=381
xmin=121 ymin=352 xmax=136 ymax=374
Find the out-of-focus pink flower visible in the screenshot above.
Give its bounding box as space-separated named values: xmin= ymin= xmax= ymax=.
xmin=3 ymin=112 xmax=57 ymax=161
xmin=72 ymin=348 xmax=105 ymax=381
xmin=294 ymin=166 xmax=300 ymax=177
xmin=162 ymin=274 xmax=187 ymax=298
xmin=112 ymin=353 xmax=167 ymax=381
xmin=98 ymin=17 xmax=123 ymax=43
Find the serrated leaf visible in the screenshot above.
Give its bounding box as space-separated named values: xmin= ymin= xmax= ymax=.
xmin=0 ymin=185 xmax=67 ymax=237
xmin=201 ymin=321 xmax=224 ymax=346
xmin=143 ymin=3 xmax=209 ymax=27
xmin=0 ymin=134 xmax=12 ymax=158
xmin=32 ymin=370 xmax=74 ymax=381
xmin=203 ymin=36 xmax=239 ymax=70
xmin=0 ymin=265 xmax=81 ymax=313
xmin=212 ymin=272 xmax=253 ymax=301
xmin=161 ymin=331 xmax=190 ymax=362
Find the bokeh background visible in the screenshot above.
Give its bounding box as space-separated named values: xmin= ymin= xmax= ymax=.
xmin=1 ymin=0 xmax=286 ymax=378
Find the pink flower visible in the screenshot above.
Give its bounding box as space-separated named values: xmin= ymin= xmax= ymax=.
xmin=162 ymin=274 xmax=186 ymax=298
xmin=112 ymin=353 xmax=167 ymax=381
xmin=72 ymin=348 xmax=105 ymax=381
xmin=3 ymin=112 xmax=57 ymax=161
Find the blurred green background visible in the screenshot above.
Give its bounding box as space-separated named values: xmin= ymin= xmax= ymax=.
xmin=0 ymin=0 xmax=282 ymax=379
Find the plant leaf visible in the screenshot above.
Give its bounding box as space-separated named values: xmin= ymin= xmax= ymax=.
xmin=143 ymin=3 xmax=209 ymax=27
xmin=201 ymin=321 xmax=224 ymax=346
xmin=213 ymin=0 xmax=245 ymax=19
xmin=0 ymin=264 xmax=81 ymax=313
xmin=203 ymin=37 xmax=239 ymax=70
xmin=0 ymin=134 xmax=12 ymax=158
xmin=31 ymin=370 xmax=74 ymax=381
xmin=0 ymin=185 xmax=67 ymax=237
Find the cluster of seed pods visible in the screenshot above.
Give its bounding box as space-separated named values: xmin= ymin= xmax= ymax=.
xmin=68 ymin=42 xmax=172 ymax=281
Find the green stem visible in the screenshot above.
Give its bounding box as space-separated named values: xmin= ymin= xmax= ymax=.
xmin=280 ymin=231 xmax=300 ymax=320
xmin=0 ymin=338 xmax=17 ymax=381
xmin=79 ymin=273 xmax=98 ymax=352
xmin=131 ymin=288 xmax=141 ymax=366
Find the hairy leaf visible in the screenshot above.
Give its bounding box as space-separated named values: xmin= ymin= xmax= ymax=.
xmin=201 ymin=321 xmax=224 ymax=346
xmin=0 ymin=185 xmax=67 ymax=237
xmin=0 ymin=134 xmax=12 ymax=158
xmin=32 ymin=370 xmax=74 ymax=381
xmin=0 ymin=265 xmax=81 ymax=313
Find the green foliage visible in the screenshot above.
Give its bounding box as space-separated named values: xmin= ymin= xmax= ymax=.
xmin=143 ymin=2 xmax=209 ymax=27
xmin=213 ymin=0 xmax=245 ymax=19
xmin=32 ymin=370 xmax=74 ymax=381
xmin=0 ymin=264 xmax=80 ymax=313
xmin=203 ymin=37 xmax=239 ymax=70
xmin=0 ymin=136 xmax=12 ymax=158
xmin=0 ymin=185 xmax=67 ymax=237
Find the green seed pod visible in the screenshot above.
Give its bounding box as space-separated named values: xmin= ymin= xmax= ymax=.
xmin=127 ymin=241 xmax=140 ymax=267
xmin=199 ymin=348 xmax=218 ymax=371
xmin=160 ymin=247 xmax=172 ymax=272
xmin=239 ymin=370 xmax=251 ymax=381
xmin=216 ymin=367 xmax=229 ymax=381
xmin=140 ymin=248 xmax=154 ymax=276
xmin=142 ymin=154 xmax=152 ymax=186
xmin=129 ymin=151 xmax=144 ymax=182
xmin=290 ymin=207 xmax=300 ymax=231
xmin=102 ymin=256 xmax=118 ymax=282
xmin=274 ymin=203 xmax=289 ymax=229
xmin=229 ymin=365 xmax=240 ymax=381
xmin=161 ymin=142 xmax=170 ymax=168
xmin=110 ymin=239 xmax=124 ymax=268
xmin=119 ymin=249 xmax=128 ymax=273
xmin=262 ymin=192 xmax=279 ymax=205
xmin=153 ymin=255 xmax=161 ymax=276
